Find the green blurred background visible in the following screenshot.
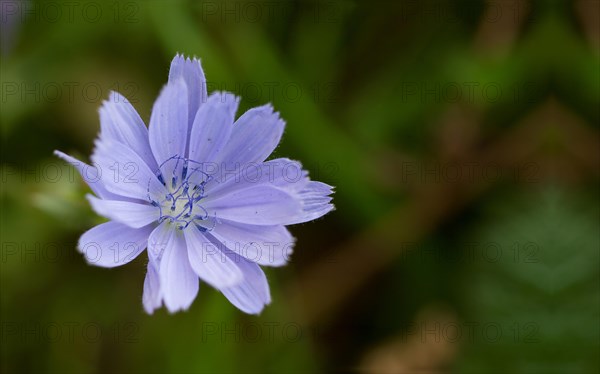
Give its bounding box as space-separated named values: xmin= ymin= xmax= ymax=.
xmin=1 ymin=0 xmax=599 ymax=373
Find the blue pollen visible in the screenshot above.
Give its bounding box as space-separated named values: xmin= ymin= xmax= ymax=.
xmin=148 ymin=156 xmax=215 ymax=231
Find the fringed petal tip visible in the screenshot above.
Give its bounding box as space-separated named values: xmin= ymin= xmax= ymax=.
xmin=99 ymin=90 xmax=124 ymax=106
xmin=173 ymin=52 xmax=202 ymax=63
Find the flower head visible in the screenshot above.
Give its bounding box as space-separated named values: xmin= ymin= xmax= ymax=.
xmin=55 ymin=54 xmax=334 ymax=314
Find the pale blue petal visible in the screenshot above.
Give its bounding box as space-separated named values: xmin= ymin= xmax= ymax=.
xmin=205 ymin=171 xmax=334 ymax=225
xmin=91 ymin=139 xmax=167 ymax=201
xmin=215 ymin=104 xmax=285 ymax=165
xmin=220 ymin=256 xmax=271 ymax=315
xmin=209 ymin=220 xmax=294 ymax=267
xmin=203 ymin=185 xmax=303 ymax=225
xmin=148 ymin=79 xmax=189 ymax=178
xmin=148 ymin=222 xmax=198 ymax=312
xmin=184 ymin=225 xmax=244 ymax=288
xmin=87 ymin=195 xmax=159 ymax=228
xmin=99 ymin=92 xmax=157 ymax=170
xmin=54 ymin=150 xmax=122 ymax=200
xmin=168 ymin=54 xmax=207 ymax=132
xmin=188 ymin=92 xmax=239 ymax=163
xmin=78 ymin=221 xmax=153 ymax=268
xmin=207 ymin=158 xmax=306 ymax=199
xmin=143 ymin=260 xmax=162 ymax=314
xmin=147 ymin=221 xmax=171 ymax=264
xmin=158 ymin=227 xmax=199 ymax=313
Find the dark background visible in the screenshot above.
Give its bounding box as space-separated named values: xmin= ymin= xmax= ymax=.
xmin=1 ymin=0 xmax=599 ymax=373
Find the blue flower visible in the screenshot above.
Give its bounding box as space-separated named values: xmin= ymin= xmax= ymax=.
xmin=55 ymin=54 xmax=334 ymax=314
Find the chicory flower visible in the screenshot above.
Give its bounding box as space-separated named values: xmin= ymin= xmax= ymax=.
xmin=55 ymin=54 xmax=334 ymax=314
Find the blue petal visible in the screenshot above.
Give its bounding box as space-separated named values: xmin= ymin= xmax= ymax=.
xmin=204 ymin=159 xmax=335 ymax=225
xmin=184 ymin=225 xmax=244 ymax=288
xmin=87 ymin=195 xmax=159 ymax=228
xmin=148 ymin=79 xmax=189 ymax=178
xmin=148 ymin=222 xmax=199 ymax=313
xmin=99 ymin=92 xmax=157 ymax=171
xmin=143 ymin=260 xmax=162 ymax=314
xmin=215 ymin=104 xmax=285 ymax=165
xmin=209 ymin=220 xmax=294 ymax=267
xmin=78 ymin=221 xmax=153 ymax=268
xmin=203 ymin=185 xmax=303 ymax=225
xmin=207 ymin=158 xmax=305 ymax=198
xmin=220 ymin=256 xmax=271 ymax=315
xmin=188 ymin=92 xmax=239 ymax=163
xmin=54 ymin=150 xmax=122 ymax=200
xmin=91 ymin=139 xmax=167 ymax=201
xmin=168 ymin=54 xmax=207 ymax=132
xmin=147 ymin=220 xmax=170 ymax=264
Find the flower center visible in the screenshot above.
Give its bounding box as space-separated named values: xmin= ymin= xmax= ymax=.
xmin=149 ymin=156 xmax=213 ymax=231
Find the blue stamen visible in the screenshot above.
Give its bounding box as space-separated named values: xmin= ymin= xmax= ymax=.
xmin=149 ymin=155 xmax=211 ymax=231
